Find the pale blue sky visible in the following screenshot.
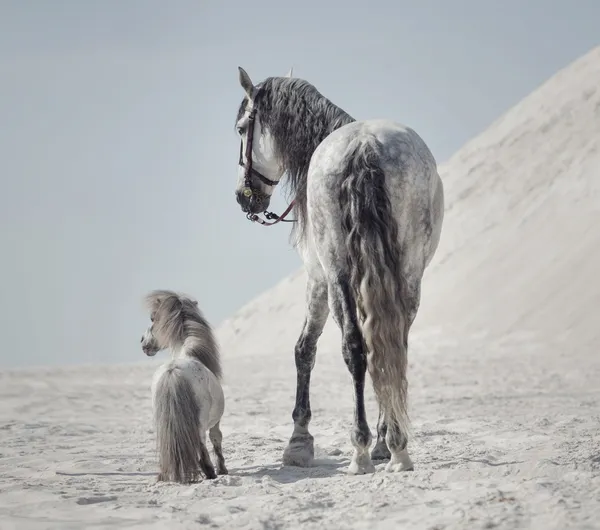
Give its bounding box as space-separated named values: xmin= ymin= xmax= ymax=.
xmin=1 ymin=1 xmax=598 ymax=368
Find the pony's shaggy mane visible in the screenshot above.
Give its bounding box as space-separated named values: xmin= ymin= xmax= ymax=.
xmin=145 ymin=289 xmax=222 ymax=379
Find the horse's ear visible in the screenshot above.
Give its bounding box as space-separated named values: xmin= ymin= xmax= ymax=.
xmin=284 ymin=66 xmax=293 ymax=78
xmin=193 ymin=300 xmax=198 ymax=307
xmin=238 ymin=66 xmax=254 ymax=99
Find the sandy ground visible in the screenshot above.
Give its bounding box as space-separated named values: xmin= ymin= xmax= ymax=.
xmin=1 ymin=47 xmax=599 ymax=530
xmin=1 ymin=330 xmax=599 ymax=529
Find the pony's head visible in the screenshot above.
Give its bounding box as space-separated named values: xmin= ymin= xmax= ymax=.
xmin=140 ymin=315 xmax=160 ymax=357
xmin=234 ymin=66 xmax=293 ymax=215
xmin=140 ymin=290 xmax=199 ymax=357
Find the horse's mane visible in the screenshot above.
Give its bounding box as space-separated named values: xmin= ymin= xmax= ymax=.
xmin=145 ymin=290 xmax=222 ymax=379
xmin=237 ymin=76 xmax=355 ymax=244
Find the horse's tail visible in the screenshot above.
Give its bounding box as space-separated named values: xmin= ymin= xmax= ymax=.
xmin=154 ymin=365 xmax=202 ymax=483
xmin=339 ymin=136 xmax=411 ymax=437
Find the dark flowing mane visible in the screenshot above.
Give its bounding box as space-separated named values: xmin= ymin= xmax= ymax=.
xmin=236 ymin=77 xmax=355 ymax=243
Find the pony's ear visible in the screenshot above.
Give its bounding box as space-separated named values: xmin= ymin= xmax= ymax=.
xmin=284 ymin=66 xmax=293 ymax=78
xmin=193 ymin=300 xmax=198 ymax=307
xmin=238 ymin=66 xmax=254 ymax=99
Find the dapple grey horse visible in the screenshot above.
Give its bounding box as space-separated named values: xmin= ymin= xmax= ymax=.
xmin=234 ymin=68 xmax=444 ymax=474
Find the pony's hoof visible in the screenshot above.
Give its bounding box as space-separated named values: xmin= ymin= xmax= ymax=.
xmin=371 ymin=441 xmax=391 ymax=461
xmin=282 ymin=432 xmax=314 ymax=468
xmin=217 ymin=465 xmax=229 ymax=475
xmin=347 ymin=452 xmax=376 ymax=475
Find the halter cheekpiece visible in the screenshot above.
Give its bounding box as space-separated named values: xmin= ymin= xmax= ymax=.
xmin=238 ymin=102 xmax=296 ymax=227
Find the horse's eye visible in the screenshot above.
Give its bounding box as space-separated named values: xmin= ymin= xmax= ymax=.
xmin=237 ymin=126 xmax=246 ymax=135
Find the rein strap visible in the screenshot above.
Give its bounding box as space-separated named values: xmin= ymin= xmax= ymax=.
xmin=246 ymin=199 xmax=297 ymax=226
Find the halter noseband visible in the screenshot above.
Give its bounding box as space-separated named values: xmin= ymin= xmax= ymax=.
xmin=238 ymin=105 xmax=296 ymax=227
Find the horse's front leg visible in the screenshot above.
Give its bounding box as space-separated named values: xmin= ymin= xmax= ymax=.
xmin=282 ymin=277 xmax=329 ymax=467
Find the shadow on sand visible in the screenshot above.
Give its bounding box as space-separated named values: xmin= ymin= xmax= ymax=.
xmin=234 ymin=456 xmax=350 ymax=484
xmin=56 ymin=471 xmax=156 ymax=477
xmin=55 ymin=457 xmax=353 ymax=484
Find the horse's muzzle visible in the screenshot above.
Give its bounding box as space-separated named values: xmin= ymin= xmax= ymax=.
xmin=236 ymin=190 xmax=268 ymax=214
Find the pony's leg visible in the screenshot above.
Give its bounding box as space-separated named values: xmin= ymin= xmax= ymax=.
xmin=282 ymin=277 xmax=329 ymax=467
xmin=209 ymin=422 xmax=228 ymax=475
xmin=329 ymin=278 xmax=375 ymax=475
xmin=385 ymin=277 xmax=421 ymax=473
xmin=198 ymin=438 xmax=217 ymax=479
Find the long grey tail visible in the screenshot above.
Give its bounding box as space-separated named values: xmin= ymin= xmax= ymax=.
xmin=339 ymin=136 xmax=411 ymax=436
xmin=154 ymin=366 xmax=202 ymax=483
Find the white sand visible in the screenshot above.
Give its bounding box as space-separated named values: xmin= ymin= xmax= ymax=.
xmin=2 ymin=47 xmax=599 ymax=529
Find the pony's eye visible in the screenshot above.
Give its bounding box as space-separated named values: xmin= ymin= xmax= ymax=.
xmin=237 ymin=126 xmax=246 ymax=135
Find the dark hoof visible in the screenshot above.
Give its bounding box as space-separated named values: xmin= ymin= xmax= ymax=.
xmin=283 ymin=431 xmax=314 ymax=467
xmin=201 ymin=462 xmax=217 ymax=480
xmin=371 ymin=440 xmax=391 ymax=461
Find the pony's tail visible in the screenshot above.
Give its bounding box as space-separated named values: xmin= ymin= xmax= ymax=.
xmin=154 ymin=366 xmax=202 ymax=483
xmin=339 ymin=136 xmax=411 ymax=437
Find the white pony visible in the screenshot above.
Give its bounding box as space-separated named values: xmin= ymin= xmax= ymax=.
xmin=141 ymin=290 xmax=228 ymax=483
xmin=233 ymin=68 xmax=444 ymax=475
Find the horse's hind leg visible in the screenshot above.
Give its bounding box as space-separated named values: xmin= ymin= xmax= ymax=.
xmin=283 ymin=275 xmax=329 ymax=468
xmin=384 ymin=277 xmax=421 ymax=472
xmin=371 ymin=407 xmax=391 ymax=460
xmin=198 ymin=439 xmax=217 ymax=479
xmin=209 ymin=422 xmax=228 ymax=475
xmin=329 ymin=277 xmax=375 ymax=475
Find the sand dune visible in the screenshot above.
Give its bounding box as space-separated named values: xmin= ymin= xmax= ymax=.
xmin=1 ymin=47 xmax=599 ymax=529
xmin=218 ymin=45 xmax=600 ymax=355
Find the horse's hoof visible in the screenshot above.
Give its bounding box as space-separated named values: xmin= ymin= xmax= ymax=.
xmin=347 ymin=461 xmax=376 ymax=475
xmin=385 ymin=449 xmax=414 ymax=472
xmin=371 ymin=441 xmax=391 ymax=461
xmin=217 ymin=465 xmax=229 ymax=475
xmin=282 ymin=432 xmax=314 ymax=467
xmin=385 ymin=462 xmax=414 ymax=472
xmin=282 ymin=445 xmax=314 ymax=467
xmin=347 ymin=451 xmax=376 ymax=475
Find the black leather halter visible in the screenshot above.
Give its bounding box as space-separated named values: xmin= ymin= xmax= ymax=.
xmin=238 ymin=105 xmax=296 ymax=226
xmin=238 ymin=106 xmax=279 ymax=193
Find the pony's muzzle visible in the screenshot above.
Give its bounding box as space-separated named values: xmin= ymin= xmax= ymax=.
xmin=142 ymin=346 xmax=157 ymax=356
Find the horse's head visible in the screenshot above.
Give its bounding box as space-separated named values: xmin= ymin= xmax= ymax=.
xmin=234 ymin=66 xmax=292 ymax=215
xmin=140 ymin=311 xmax=161 ymax=357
